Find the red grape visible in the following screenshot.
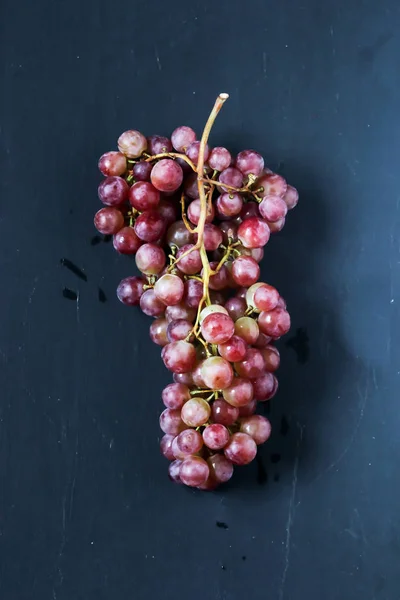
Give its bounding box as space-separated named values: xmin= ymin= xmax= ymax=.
xmin=132 ymin=160 xmax=152 ymax=181
xmin=257 ymin=173 xmax=287 ymax=197
xmin=183 ymin=278 xmax=203 ymax=308
xmin=224 ymin=432 xmax=257 ymax=465
xmin=252 ymin=372 xmax=275 ymax=401
xmin=237 ymin=217 xmax=270 ymax=248
xmin=134 ymin=210 xmax=166 ymax=242
xmin=157 ymin=199 xmax=178 ymax=227
xmin=116 ymin=276 xmax=145 ymax=306
xmin=253 ymin=284 xmax=279 ymax=311
xmin=171 ymin=126 xmax=196 ymax=152
xmin=234 ymin=316 xmax=259 ymax=344
xmin=218 ymin=335 xmax=247 ymax=362
xmin=135 ymin=243 xmax=166 ymax=275
xmin=176 ymin=428 xmax=203 ymax=454
xmin=201 ymin=356 xmax=234 ymax=390
xmin=129 ymin=181 xmax=160 ymax=211
xmin=208 ymin=147 xmax=232 ymax=172
xmin=216 ymin=192 xmax=243 ymax=218
xmin=224 ymin=297 xmax=246 ymax=321
xmin=149 ymin=318 xmax=169 ymax=346
xmin=176 ymin=244 xmax=202 ymax=275
xmin=219 ymin=167 xmax=244 ymax=191
xmin=98 ymin=151 xmax=127 ymax=176
xmin=113 ymin=226 xmax=142 ymax=254
xmin=140 ymin=289 xmax=165 ymax=317
xmin=154 ymin=274 xmax=184 ymax=306
xmin=240 ymin=415 xmax=271 ymax=444
xmin=186 ymin=141 xmax=210 ymax=165
xmin=160 ymin=434 xmax=175 ymax=460
xmin=94 ymin=207 xmax=124 ymax=234
xmin=181 ymin=397 xmax=211 ymax=427
xmin=159 ymin=408 xmax=184 ymax=435
xmin=151 ymin=159 xmax=183 ymax=193
xmin=258 ymin=308 xmax=291 ymax=338
xmin=222 ymin=377 xmax=254 ymax=407
xmin=166 ymin=220 xmax=194 ymax=248
xmin=188 ymin=199 xmax=215 ymax=225
xmin=168 ymin=460 xmax=183 ymax=483
xmin=162 ymin=382 xmax=190 ymax=409
xmin=235 ymin=150 xmax=264 ymax=177
xmin=231 ymin=256 xmax=260 ymax=287
xmin=261 ymin=345 xmax=280 ymax=372
xmin=259 ymin=194 xmax=287 ymax=222
xmin=201 ymin=312 xmax=235 ymax=344
xmin=212 ymin=399 xmax=239 ymax=426
xmin=165 ymin=302 xmax=196 ymax=322
xmin=147 ymin=134 xmax=173 ymax=154
xmin=167 ymin=319 xmax=193 ymax=342
xmin=117 ymin=130 xmax=147 ymax=158
xmin=161 ymin=341 xmax=197 ymax=373
xmin=283 ymin=185 xmax=299 ymax=210
xmin=235 ymin=348 xmax=265 ymax=379
xmin=98 ymin=176 xmax=129 ymax=206
xmin=180 ymin=456 xmax=209 ymax=487
xmin=202 ymin=424 xmax=230 ymax=450
xmin=208 ymin=454 xmax=234 ymax=483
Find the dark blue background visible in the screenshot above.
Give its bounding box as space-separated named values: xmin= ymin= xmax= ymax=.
xmin=1 ymin=1 xmax=399 ymax=598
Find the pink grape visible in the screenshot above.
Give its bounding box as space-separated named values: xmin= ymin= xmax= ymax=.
xmin=171 ymin=436 xmax=189 ymax=459
xmin=199 ymin=304 xmax=228 ymax=323
xmin=151 ymin=159 xmax=183 ymax=192
xmin=261 ymin=345 xmax=280 ymax=372
xmin=116 ymin=276 xmax=145 ymax=306
xmin=129 ymin=181 xmax=160 ymax=211
xmin=238 ymin=398 xmax=257 ymax=417
xmin=135 ymin=243 xmax=166 ymax=275
xmin=257 ymin=173 xmax=287 ymax=197
xmin=113 ymin=226 xmax=142 ymax=254
xmin=208 ymin=454 xmax=234 ymax=483
xmin=147 ymin=134 xmax=173 ymax=154
xmin=160 ymin=434 xmax=175 ymax=460
xmin=283 ymin=185 xmax=299 ymax=209
xmin=208 ymin=147 xmax=232 ymax=172
xmin=259 ymin=194 xmax=288 ymax=222
xmin=168 ymin=460 xmax=183 ymax=483
xmin=183 ymin=279 xmax=203 ymax=308
xmin=231 ymin=256 xmax=260 ymax=287
xmin=187 ymin=199 xmax=215 ymax=225
xmin=212 ymin=399 xmax=239 ymax=426
xmin=210 ymin=291 xmax=228 ymax=306
xmin=222 ymin=377 xmax=254 ymax=407
xmin=176 ymin=428 xmax=203 ymax=454
xmin=219 ymin=167 xmax=244 ymax=192
xmin=98 ymin=151 xmax=127 ymax=176
xmin=224 ymin=297 xmax=246 ymax=321
xmin=245 ymin=282 xmax=265 ymax=307
xmin=224 ymin=432 xmax=257 ymax=465
xmin=192 ymin=361 xmax=207 ymax=388
xmin=258 ymin=308 xmax=291 ymax=338
xmin=218 ymin=335 xmax=247 ymax=362
xmin=180 ymin=456 xmax=209 ymax=487
xmin=186 ymin=141 xmax=210 ymax=165
xmin=240 ymin=415 xmax=271 ymax=444
xmin=171 ymin=126 xmax=197 ymax=152
xmin=167 ymin=319 xmax=193 ymax=342
xmin=234 ymin=316 xmax=259 ymax=345
xmin=161 ymin=341 xmax=197 ymax=373
xmin=154 ymin=274 xmax=184 ymax=306
xmin=165 ymin=302 xmax=196 ymax=322
xmin=238 ymin=217 xmax=270 ymax=248
xmin=139 ymin=289 xmax=165 ymax=317
xmin=235 ymin=348 xmax=265 ymax=379
xmin=98 ymin=176 xmax=129 ymax=206
xmin=132 ymin=160 xmax=152 ymax=181
xmin=201 ymin=356 xmax=234 ymax=390
xmin=149 ymin=318 xmax=169 ymax=346
xmin=235 ymin=150 xmax=264 ymax=177
xmin=201 ymin=312 xmax=235 ymax=344
xmin=252 ymin=372 xmax=276 ymax=401
xmin=94 ymin=207 xmax=124 ymax=234
xmin=202 ymin=424 xmax=230 ymax=450
xmin=207 ymin=262 xmax=230 ymax=291
xmin=166 ymin=220 xmax=194 ymax=248
xmin=236 ymin=287 xmax=248 ymax=301
xmin=117 ymin=130 xmax=147 ymax=158
xmin=267 ymin=217 xmax=286 ymax=233
xmin=196 ymin=223 xmax=223 ymax=251
xmin=176 ymin=244 xmax=202 ymax=275
xmin=253 ymin=284 xmax=279 ymax=311
xmin=162 ymin=382 xmax=191 ymax=409
xmin=216 ymin=192 xmax=243 ymax=218
xmin=159 ymin=408 xmax=184 ymax=435
xmin=181 ymin=397 xmax=211 ymax=427
xmin=134 ymin=209 xmax=165 ymax=242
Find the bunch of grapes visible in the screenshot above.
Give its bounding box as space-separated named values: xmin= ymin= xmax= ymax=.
xmin=94 ymin=94 xmax=298 ymax=490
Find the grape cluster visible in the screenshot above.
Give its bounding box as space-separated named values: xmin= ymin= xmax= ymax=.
xmin=94 ymin=94 xmax=298 ymax=490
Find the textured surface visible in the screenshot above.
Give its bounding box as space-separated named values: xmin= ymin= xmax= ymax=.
xmin=1 ymin=1 xmax=400 ymax=598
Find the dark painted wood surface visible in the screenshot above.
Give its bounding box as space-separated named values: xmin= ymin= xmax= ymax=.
xmin=1 ymin=1 xmax=399 ymax=598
